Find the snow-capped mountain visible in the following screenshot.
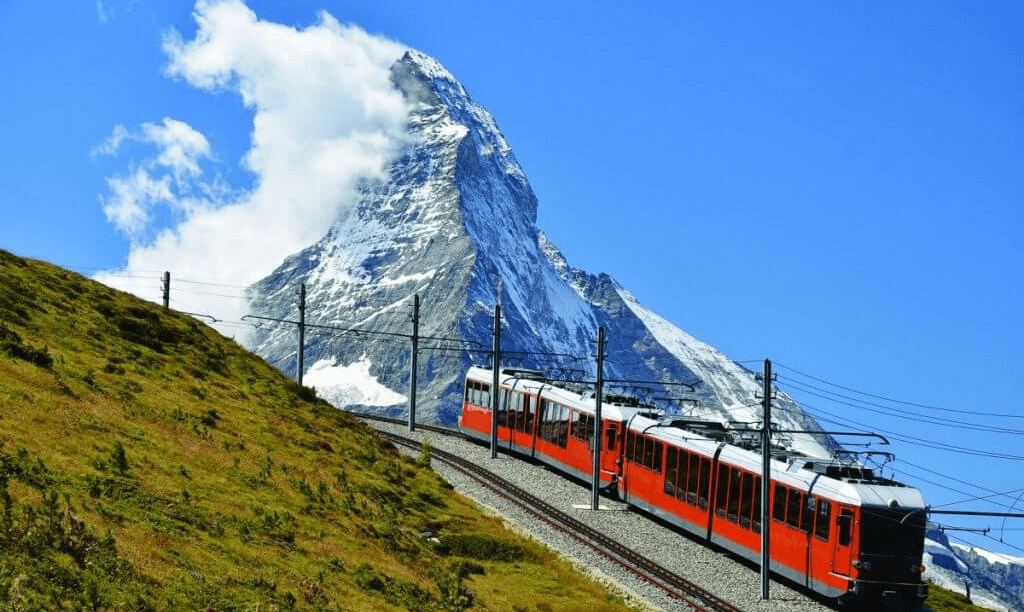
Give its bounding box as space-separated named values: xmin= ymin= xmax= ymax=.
xmin=247 ymin=49 xmax=835 ymax=457
xmin=925 ymin=527 xmax=1024 ymax=612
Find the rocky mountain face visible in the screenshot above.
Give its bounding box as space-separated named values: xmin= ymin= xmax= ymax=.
xmin=247 ymin=49 xmax=832 ymax=459
xmin=925 ymin=528 xmax=1024 ymax=612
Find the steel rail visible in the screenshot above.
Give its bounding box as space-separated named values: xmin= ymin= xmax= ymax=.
xmin=360 ymin=417 xmax=746 ymax=612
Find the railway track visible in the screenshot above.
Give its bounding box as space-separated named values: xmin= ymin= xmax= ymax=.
xmin=357 ymin=414 xmax=746 ymax=612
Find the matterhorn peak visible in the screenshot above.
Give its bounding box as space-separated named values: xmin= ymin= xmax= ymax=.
xmin=247 ymin=48 xmax=834 ymax=459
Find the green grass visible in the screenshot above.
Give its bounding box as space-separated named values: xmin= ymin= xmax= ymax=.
xmin=924 ymin=581 xmax=1003 ymax=612
xmin=0 ymin=249 xmax=635 ymax=612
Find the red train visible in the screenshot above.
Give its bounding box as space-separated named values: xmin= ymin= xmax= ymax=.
xmin=459 ymin=366 xmax=928 ymax=611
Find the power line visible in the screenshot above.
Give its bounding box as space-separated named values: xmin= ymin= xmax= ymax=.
xmin=779 ymin=377 xmax=1024 ymax=435
xmin=932 ymin=487 xmax=1024 ymax=510
xmin=175 ymin=288 xmax=251 ymax=300
xmin=789 ymin=401 xmax=1024 ymax=460
xmin=776 ymin=362 xmax=1023 ymax=419
xmin=175 ymin=277 xmax=253 ymax=289
xmin=896 ymin=458 xmax=1024 ymax=512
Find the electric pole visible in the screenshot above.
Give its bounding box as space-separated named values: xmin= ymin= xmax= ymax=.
xmin=491 ymin=303 xmax=501 ymax=459
xmin=297 ymin=284 xmax=306 ymax=385
xmin=761 ymin=358 xmax=772 ymax=600
xmin=162 ymin=272 xmax=170 ymax=310
xmin=408 ymin=294 xmax=419 ymax=432
xmin=591 ymin=326 xmax=606 ymax=511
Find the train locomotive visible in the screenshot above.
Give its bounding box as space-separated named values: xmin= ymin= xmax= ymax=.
xmin=458 ymin=366 xmax=928 ymax=611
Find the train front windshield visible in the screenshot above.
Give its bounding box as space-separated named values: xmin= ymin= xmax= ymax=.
xmin=860 ymin=508 xmax=926 ymax=559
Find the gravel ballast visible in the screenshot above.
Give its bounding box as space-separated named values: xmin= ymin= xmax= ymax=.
xmin=367 ymin=420 xmax=841 ymax=612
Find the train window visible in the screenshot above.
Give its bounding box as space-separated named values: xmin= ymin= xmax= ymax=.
xmin=752 ymin=476 xmax=762 ymax=533
xmin=520 ymin=395 xmax=528 ymax=431
xmin=739 ymin=472 xmax=754 ymax=529
xmin=605 ymin=424 xmax=616 ymax=451
xmin=677 ymin=451 xmax=689 ymax=502
xmin=772 ymin=484 xmax=787 ymax=523
xmin=715 ymin=465 xmax=729 ymax=517
xmin=480 ymin=383 xmax=490 ymax=408
xmin=727 ymin=468 xmax=742 ymax=523
xmin=537 ymin=400 xmax=549 ymax=441
xmin=516 ymin=394 xmax=530 ymax=432
xmin=557 ymin=405 xmax=569 ymax=447
xmin=801 ymin=496 xmax=815 ymax=534
xmin=497 ymin=389 xmax=509 ymax=426
xmin=837 ymin=509 xmax=853 ymax=546
xmin=556 ymin=404 xmax=566 ymax=445
xmin=685 ymin=453 xmax=698 ymax=505
xmin=664 ymin=447 xmax=678 ymax=496
xmin=571 ymin=412 xmax=593 ymax=443
xmin=786 ymin=490 xmax=802 ymax=528
xmin=698 ymin=458 xmax=711 ymax=509
xmin=540 ymin=403 xmax=548 ymax=442
xmin=642 ymin=437 xmax=654 ymax=467
xmin=653 ymin=442 xmax=663 ymax=473
xmin=540 ymin=401 xmax=552 ymax=444
xmin=815 ymin=499 xmax=831 ymax=541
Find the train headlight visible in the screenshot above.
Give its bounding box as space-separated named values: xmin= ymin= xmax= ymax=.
xmin=852 ymin=559 xmax=871 ymax=570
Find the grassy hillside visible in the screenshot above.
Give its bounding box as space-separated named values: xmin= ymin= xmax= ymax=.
xmin=924 ymin=582 xmax=1005 ymax=612
xmin=0 ymin=250 xmax=633 ymax=612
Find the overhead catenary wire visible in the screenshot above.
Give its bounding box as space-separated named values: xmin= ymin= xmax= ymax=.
xmin=175 ymin=277 xmax=253 ymax=289
xmin=775 ymin=361 xmax=1024 ymax=419
xmin=895 ymin=458 xmax=1024 ymax=512
xmin=778 ymin=377 xmax=1024 ymax=435
xmin=771 ymin=396 xmax=1024 ymax=461
xmin=932 ymin=487 xmax=1024 ymax=509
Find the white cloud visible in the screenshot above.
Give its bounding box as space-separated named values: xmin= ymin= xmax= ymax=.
xmin=96 ymin=117 xmax=214 ymax=236
xmin=95 ymin=0 xmax=413 ymax=340
xmin=142 ymin=117 xmax=211 ymax=181
xmin=96 ymin=1 xmax=110 ymax=24
xmin=92 ymin=124 xmax=130 ymax=157
xmin=100 ymin=168 xmax=174 ymax=236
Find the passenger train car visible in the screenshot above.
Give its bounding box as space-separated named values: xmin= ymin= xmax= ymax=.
xmin=459 ymin=366 xmax=928 ymax=611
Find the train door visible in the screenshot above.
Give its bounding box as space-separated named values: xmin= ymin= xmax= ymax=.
xmin=600 ymin=422 xmax=619 ymax=479
xmin=832 ymin=507 xmax=855 ymax=575
xmin=529 ymin=392 xmax=542 ymax=457
xmin=509 ymin=391 xmax=533 ymax=451
xmin=524 ymin=393 xmax=538 ymax=458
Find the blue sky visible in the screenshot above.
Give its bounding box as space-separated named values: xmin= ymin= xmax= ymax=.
xmin=2 ymin=1 xmax=1023 ymax=557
